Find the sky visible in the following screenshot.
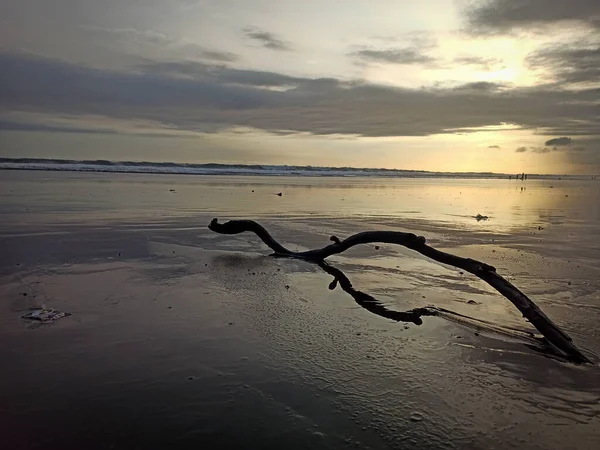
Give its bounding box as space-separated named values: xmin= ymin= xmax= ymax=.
xmin=1 ymin=0 xmax=599 ymax=174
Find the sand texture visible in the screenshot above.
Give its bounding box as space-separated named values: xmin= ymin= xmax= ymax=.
xmin=1 ymin=171 xmax=600 ymax=449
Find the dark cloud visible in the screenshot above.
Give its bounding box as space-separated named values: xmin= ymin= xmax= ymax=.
xmin=0 ymin=120 xmax=115 ymax=135
xmin=350 ymin=47 xmax=436 ymax=65
xmin=488 ymin=145 xmax=500 ymax=148
xmin=526 ymin=43 xmax=600 ymax=86
xmin=465 ymin=0 xmax=600 ymax=34
xmin=196 ymin=50 xmax=240 ymax=63
xmin=0 ymin=52 xmax=271 ymax=123
xmin=514 ymin=142 xmax=584 ymax=154
xmin=243 ymin=28 xmax=292 ymax=51
xmin=0 ymin=119 xmax=201 ymax=138
xmin=545 ymin=137 xmax=572 ymax=146
xmin=1 ymin=52 xmax=600 ymax=141
xmin=138 ymin=61 xmax=310 ymax=87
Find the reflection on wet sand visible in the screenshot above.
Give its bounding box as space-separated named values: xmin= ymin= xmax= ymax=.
xmin=318 ymin=260 xmax=572 ymax=361
xmin=2 ymin=171 xmax=600 ymax=449
xmin=2 ymin=171 xmax=599 ymax=233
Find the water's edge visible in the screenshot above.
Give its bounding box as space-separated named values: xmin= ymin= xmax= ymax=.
xmin=1 ymin=157 xmax=593 ymax=180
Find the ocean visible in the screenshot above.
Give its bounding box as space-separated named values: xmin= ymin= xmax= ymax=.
xmin=1 ymin=157 xmax=594 ymax=180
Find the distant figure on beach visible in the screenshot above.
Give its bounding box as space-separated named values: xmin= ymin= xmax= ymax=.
xmin=509 ymin=175 xmax=512 ymax=180
xmin=524 ymin=174 xmax=528 ymax=180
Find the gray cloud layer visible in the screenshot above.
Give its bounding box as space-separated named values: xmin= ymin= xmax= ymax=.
xmin=526 ymin=43 xmax=600 ymax=85
xmin=137 ymin=60 xmax=311 ymax=87
xmin=0 ymin=120 xmax=115 ymax=135
xmin=515 ymin=142 xmax=586 ymax=153
xmin=350 ymin=47 xmax=436 ymax=65
xmin=243 ymin=28 xmax=292 ymax=51
xmin=452 ymin=81 xmax=507 ymax=91
xmin=545 ymin=137 xmax=572 ymax=146
xmin=466 ymin=0 xmax=600 ymax=33
xmin=453 ymin=55 xmax=504 ymax=70
xmin=1 ymin=52 xmax=599 ymax=140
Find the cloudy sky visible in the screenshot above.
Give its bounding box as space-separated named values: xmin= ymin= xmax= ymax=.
xmin=1 ymin=0 xmax=599 ymax=174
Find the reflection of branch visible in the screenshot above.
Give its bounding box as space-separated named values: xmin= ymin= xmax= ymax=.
xmin=209 ymin=219 xmax=590 ymax=363
xmin=318 ymin=261 xmax=436 ymax=325
xmin=319 ymin=261 xmax=551 ymax=351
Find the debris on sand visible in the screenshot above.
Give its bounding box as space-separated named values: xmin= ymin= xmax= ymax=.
xmin=409 ymin=412 xmax=425 ymax=422
xmin=474 ymin=214 xmax=489 ymax=221
xmin=276 ymin=192 xmax=283 ymax=197
xmin=21 ymin=309 xmax=70 ymax=322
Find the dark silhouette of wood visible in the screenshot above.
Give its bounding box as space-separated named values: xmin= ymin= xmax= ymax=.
xmin=208 ymin=218 xmax=590 ymax=363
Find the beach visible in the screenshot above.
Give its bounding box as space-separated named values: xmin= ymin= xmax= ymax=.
xmin=1 ymin=170 xmax=600 ymax=449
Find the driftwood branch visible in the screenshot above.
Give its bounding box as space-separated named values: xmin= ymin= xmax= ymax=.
xmin=208 ymin=218 xmax=590 ymax=364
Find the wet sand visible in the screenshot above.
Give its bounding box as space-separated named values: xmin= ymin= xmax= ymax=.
xmin=1 ymin=171 xmax=600 ymax=449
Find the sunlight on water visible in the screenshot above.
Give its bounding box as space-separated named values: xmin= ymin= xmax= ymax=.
xmin=2 ymin=172 xmax=598 ymax=235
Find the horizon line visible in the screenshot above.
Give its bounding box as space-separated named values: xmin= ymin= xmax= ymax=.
xmin=0 ymin=157 xmax=597 ymax=178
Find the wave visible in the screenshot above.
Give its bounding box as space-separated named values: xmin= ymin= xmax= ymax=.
xmin=0 ymin=157 xmax=589 ymax=180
